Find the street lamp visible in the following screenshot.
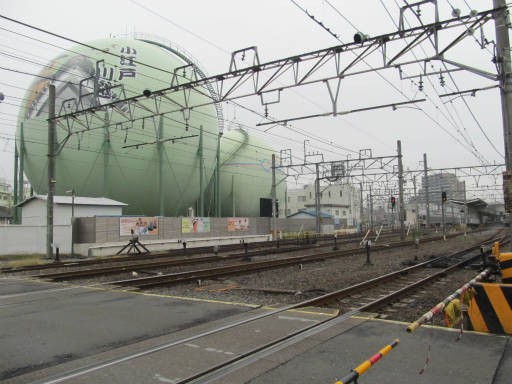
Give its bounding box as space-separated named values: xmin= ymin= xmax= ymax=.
xmin=66 ymin=189 xmax=75 ymax=256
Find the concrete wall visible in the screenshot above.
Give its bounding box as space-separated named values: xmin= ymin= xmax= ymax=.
xmin=0 ymin=216 xmax=335 ymax=256
xmin=76 ymin=217 xmax=272 ymax=244
xmin=0 ymin=224 xmax=71 ymax=255
xmin=76 ymin=216 xmax=335 ymax=244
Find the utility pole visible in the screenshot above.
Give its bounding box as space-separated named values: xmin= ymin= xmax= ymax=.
xmin=441 ymin=191 xmax=447 ymax=240
xmin=232 ymin=175 xmax=236 ymax=216
xmin=158 ymin=116 xmax=164 ymax=216
xmin=215 ymin=132 xmax=222 ymax=217
xmin=315 ymin=162 xmax=321 ymax=235
xmin=198 ymin=125 xmax=204 ymax=217
xmin=18 ymin=122 xmax=25 ymax=205
xmin=423 ymin=153 xmax=430 ymax=228
xmin=271 ymin=154 xmax=277 ymax=242
xmin=284 ymin=188 xmax=288 ymax=218
xmin=463 ymin=181 xmax=468 ymax=237
xmin=47 ymin=84 xmax=56 ymax=260
xmin=13 ymin=144 xmax=18 ymax=224
xmin=359 ymin=182 xmax=364 ymax=231
xmin=494 ymin=0 xmax=512 ymax=248
xmin=369 ymin=185 xmax=374 ymax=229
xmin=413 ymin=176 xmax=419 ymax=235
xmin=397 ymin=140 xmax=405 ymax=240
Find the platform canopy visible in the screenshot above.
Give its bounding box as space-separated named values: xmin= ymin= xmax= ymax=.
xmin=449 ymin=198 xmax=488 ymax=208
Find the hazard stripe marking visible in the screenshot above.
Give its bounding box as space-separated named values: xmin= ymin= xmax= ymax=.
xmin=484 ymin=284 xmax=512 ymax=334
xmin=503 ymin=285 xmax=512 ymax=310
xmin=473 ymin=284 xmax=504 ymax=334
xmin=468 ymin=298 xmax=489 ymax=333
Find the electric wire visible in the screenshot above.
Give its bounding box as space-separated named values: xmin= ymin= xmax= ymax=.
xmin=129 ymin=0 xmax=365 ymax=160
xmin=0 ymin=17 xmax=355 ymax=168
xmin=0 ymin=0 xmax=504 ymax=198
xmin=388 ymin=0 xmax=489 ymax=162
xmin=296 ymin=0 xmax=490 ymax=163
xmin=401 ymin=0 xmax=503 ymax=159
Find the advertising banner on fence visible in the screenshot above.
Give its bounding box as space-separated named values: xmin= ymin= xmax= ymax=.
xmin=182 ymin=217 xmax=211 ymax=233
xmin=227 ymin=217 xmax=249 ymax=232
xmin=120 ymin=217 xmax=159 ymax=236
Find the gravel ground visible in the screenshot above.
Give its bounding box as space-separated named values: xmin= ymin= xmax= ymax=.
xmin=146 ymin=229 xmax=499 ymax=329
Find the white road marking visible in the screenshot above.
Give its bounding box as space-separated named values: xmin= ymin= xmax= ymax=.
xmin=0 ymin=286 xmax=77 ymax=300
xmin=153 ymin=373 xmax=181 ymax=383
xmin=277 ymin=315 xmax=319 ymax=323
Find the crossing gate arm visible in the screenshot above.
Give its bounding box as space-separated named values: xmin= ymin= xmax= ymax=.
xmin=334 ymin=339 xmax=399 ymax=384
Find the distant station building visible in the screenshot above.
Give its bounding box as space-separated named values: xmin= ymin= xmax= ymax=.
xmin=286 ymin=183 xmax=361 ymax=228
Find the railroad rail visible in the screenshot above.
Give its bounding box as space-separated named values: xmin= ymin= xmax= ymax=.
xmin=104 ymin=232 xmax=488 ymax=289
xmin=0 ymin=229 xmax=448 ymax=274
xmin=12 ymin=231 xmax=458 ymax=282
xmin=31 ymin=236 xmax=499 ymax=384
xmin=295 ymin=240 xmax=497 ymax=311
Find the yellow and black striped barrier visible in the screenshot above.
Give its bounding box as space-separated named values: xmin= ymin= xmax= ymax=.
xmin=466 ymin=282 xmax=512 ymax=334
xmin=498 ymin=251 xmax=512 ymax=283
xmin=491 ymin=241 xmax=512 ymax=283
xmin=407 ymin=268 xmax=492 ymax=332
xmin=334 ymin=339 xmax=399 ymax=384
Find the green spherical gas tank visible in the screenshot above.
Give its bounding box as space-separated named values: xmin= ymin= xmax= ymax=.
xmin=218 ymin=129 xmax=286 ymax=217
xmin=17 ymin=38 xmax=219 ymax=216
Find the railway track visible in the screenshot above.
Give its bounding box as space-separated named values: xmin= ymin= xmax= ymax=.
xmin=297 ymin=241 xmax=492 ymax=311
xmin=34 ymin=231 xmax=467 ymax=284
xmin=0 ymin=229 xmax=440 ymax=275
xmin=32 ymin=236 xmax=498 ymax=384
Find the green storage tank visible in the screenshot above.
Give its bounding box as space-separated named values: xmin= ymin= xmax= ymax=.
xmin=16 ymin=37 xmax=285 ymax=217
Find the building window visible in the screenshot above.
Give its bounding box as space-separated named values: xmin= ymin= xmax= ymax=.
xmin=342 ymin=210 xmax=346 ymax=216
xmin=335 ymin=209 xmax=339 ymax=215
xmin=328 ymin=191 xmax=331 ymax=198
xmin=339 ymin=190 xmax=343 ymax=197
xmin=298 ymin=196 xmax=306 ymax=202
xmin=309 ymin=192 xmax=312 ymax=199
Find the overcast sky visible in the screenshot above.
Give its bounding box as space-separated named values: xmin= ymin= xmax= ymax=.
xmin=0 ymin=0 xmax=506 ymax=201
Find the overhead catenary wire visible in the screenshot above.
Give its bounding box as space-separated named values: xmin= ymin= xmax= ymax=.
xmin=0 ymin=1 xmax=504 ymax=191
xmin=0 ymin=14 xmax=361 ymax=169
xmin=293 ymin=0 xmax=493 ymax=164
xmin=335 ymin=0 xmax=494 ymax=163
xmin=398 ymin=0 xmax=503 ymax=160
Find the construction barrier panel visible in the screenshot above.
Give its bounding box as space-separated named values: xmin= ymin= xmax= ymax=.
xmin=334 ymin=339 xmax=399 ymax=384
xmin=467 ymin=282 xmax=512 ymax=334
xmin=498 ymin=251 xmax=512 ymax=283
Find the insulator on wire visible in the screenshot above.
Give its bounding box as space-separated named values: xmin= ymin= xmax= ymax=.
xmin=418 ymin=74 xmax=424 ymax=92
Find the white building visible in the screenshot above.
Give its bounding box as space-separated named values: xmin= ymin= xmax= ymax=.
xmin=286 ymin=183 xmax=361 ymax=228
xmin=0 ymin=179 xmax=12 ymax=209
xmin=0 ymin=195 xmax=127 ymax=255
xmin=19 ymin=195 xmax=127 ymax=225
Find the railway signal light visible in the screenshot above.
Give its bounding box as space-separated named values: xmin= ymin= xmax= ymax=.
xmin=390 ymin=196 xmax=396 ymax=208
xmin=442 ymin=191 xmax=447 ymax=203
